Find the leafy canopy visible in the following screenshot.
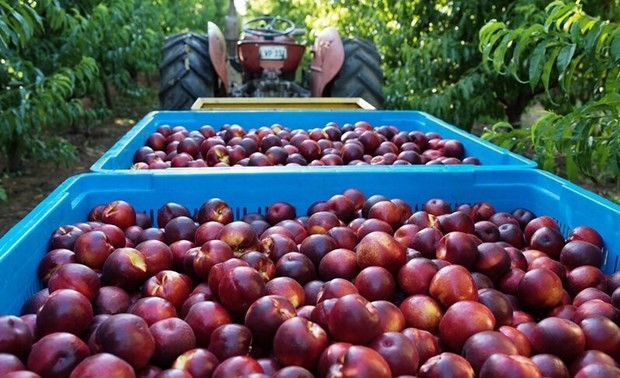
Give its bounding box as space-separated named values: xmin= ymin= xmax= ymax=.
xmin=480 ymin=1 xmax=620 ymax=185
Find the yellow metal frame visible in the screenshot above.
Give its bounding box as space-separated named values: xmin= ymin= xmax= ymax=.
xmin=190 ymin=97 xmax=375 ymax=110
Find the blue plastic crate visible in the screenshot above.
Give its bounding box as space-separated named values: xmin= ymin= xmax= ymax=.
xmin=1 ymin=168 xmax=618 ymax=315
xmin=90 ymin=110 xmax=536 ymax=171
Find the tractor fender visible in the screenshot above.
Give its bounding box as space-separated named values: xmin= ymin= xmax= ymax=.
xmin=310 ymin=26 xmax=345 ymax=97
xmin=208 ymin=21 xmax=229 ymax=93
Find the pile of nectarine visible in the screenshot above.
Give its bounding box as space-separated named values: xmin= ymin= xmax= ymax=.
xmin=131 ymin=121 xmax=481 ymax=169
xmin=1 ymin=189 xmax=619 ymax=377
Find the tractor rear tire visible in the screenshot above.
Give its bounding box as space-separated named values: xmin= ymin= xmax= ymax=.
xmin=327 ymin=38 xmax=384 ymax=109
xmin=159 ymin=32 xmax=218 ymax=110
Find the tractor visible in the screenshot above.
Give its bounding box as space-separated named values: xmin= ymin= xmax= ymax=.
xmin=158 ymin=2 xmax=384 ymax=110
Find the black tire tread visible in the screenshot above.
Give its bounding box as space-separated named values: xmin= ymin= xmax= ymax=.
xmin=159 ymin=32 xmax=217 ymax=110
xmin=328 ymin=37 xmax=384 ymax=109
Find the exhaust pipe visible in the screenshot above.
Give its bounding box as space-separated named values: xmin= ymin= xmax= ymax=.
xmin=224 ymin=0 xmax=240 ymax=61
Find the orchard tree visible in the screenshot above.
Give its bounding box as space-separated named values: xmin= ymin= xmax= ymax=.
xmin=480 ymin=1 xmax=620 ymax=186
xmin=0 ymin=1 xmax=100 ymax=173
xmin=0 ymin=0 xmax=226 ymax=182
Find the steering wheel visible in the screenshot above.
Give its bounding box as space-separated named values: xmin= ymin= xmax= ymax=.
xmin=243 ymin=16 xmax=296 ymax=37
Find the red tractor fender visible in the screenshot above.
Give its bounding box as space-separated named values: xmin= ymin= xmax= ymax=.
xmin=310 ymin=27 xmax=345 ymax=97
xmin=208 ymin=21 xmax=229 ymax=94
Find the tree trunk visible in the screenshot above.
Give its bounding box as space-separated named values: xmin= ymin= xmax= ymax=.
xmin=129 ymin=67 xmax=139 ymax=82
xmin=505 ymin=90 xmax=535 ymax=127
xmin=101 ymin=71 xmax=113 ymax=109
xmin=7 ymin=138 xmax=23 ymax=172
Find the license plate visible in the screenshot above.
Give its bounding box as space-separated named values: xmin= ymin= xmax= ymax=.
xmin=259 ymin=45 xmax=287 ymax=60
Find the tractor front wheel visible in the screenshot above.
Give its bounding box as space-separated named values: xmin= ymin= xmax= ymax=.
xmin=326 ymin=38 xmax=384 ymax=109
xmin=159 ymin=32 xmax=219 ymax=110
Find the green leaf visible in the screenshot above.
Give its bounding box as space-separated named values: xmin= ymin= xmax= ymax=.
xmin=10 ymin=9 xmax=32 ymax=42
xmin=604 ymin=67 xmax=619 ymax=95
xmin=566 ymin=148 xmax=580 ymax=180
xmin=563 ymin=53 xmax=584 ymax=93
xmin=513 ymin=24 xmax=544 ymax=68
xmin=608 ymin=124 xmax=620 ymax=172
xmin=595 ymin=26 xmax=612 ymax=57
xmin=7 ymin=17 xmax=25 ymax=46
xmin=544 ymin=2 xmax=575 ymax=33
xmin=554 ymin=3 xmax=578 ymax=31
xmin=491 ymin=121 xmax=515 ymax=133
xmin=593 ymin=92 xmax=620 ymax=107
xmin=493 ymin=29 xmax=521 ymax=74
xmin=585 ymin=21 xmax=603 ymax=55
xmin=0 ymin=187 xmax=6 ymax=202
xmin=569 ymin=17 xmax=582 ymax=41
xmin=556 ymin=43 xmax=576 ymax=89
xmin=580 ymin=18 xmax=597 ymax=33
xmin=0 ymin=20 xmax=13 ymax=48
xmin=554 ymin=111 xmax=573 ymax=151
xmin=529 ymin=40 xmax=547 ymax=89
xmin=479 ymin=21 xmax=507 ymax=66
xmin=479 ymin=21 xmax=506 ymax=44
xmin=610 ymin=32 xmax=620 ymax=62
xmin=544 ymin=1 xmax=567 ymax=13
xmin=49 ymin=7 xmax=66 ymax=31
xmin=542 ymin=45 xmax=561 ymax=99
xmin=531 ymin=112 xmax=561 ymax=145
xmin=562 ymin=11 xmax=582 ymax=33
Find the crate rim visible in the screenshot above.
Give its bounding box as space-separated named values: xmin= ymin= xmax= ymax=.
xmin=2 ymin=167 xmax=619 ymax=248
xmin=89 ymin=109 xmax=537 ymax=172
xmin=1 ymin=167 xmax=620 ymax=315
